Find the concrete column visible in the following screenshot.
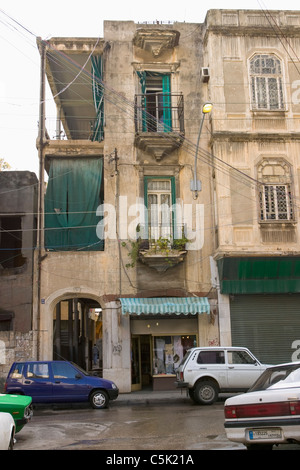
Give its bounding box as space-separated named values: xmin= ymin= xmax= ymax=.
xmin=102 ymin=301 xmax=131 ymax=392
xmin=218 ymin=292 xmax=232 ymax=346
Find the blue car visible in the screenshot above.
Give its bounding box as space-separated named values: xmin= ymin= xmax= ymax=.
xmin=5 ymin=361 xmax=119 ymax=409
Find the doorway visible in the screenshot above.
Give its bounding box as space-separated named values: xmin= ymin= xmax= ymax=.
xmin=131 ymin=335 xmax=152 ymax=391
xmin=53 ymin=298 xmax=102 ymax=373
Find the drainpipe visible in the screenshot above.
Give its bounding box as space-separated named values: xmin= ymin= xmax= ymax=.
xmin=35 ymin=37 xmax=46 ymax=359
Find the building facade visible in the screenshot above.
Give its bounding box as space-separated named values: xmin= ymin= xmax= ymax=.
xmin=0 ymin=171 xmax=38 ymax=386
xmin=33 ymin=9 xmax=300 ymax=393
xmin=204 ymin=10 xmax=300 ymax=365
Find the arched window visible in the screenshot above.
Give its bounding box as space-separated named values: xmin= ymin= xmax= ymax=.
xmin=250 ymin=54 xmax=284 ymax=110
xmin=257 ymin=158 xmax=293 ymax=221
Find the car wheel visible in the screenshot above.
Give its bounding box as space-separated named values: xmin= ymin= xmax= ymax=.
xmin=188 ymin=388 xmax=196 ymax=402
xmin=90 ymin=390 xmax=109 ymax=409
xmin=194 ymin=380 xmax=218 ymax=405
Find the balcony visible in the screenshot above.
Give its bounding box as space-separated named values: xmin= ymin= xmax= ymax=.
xmin=125 ymin=224 xmax=188 ymax=272
xmin=134 ymin=92 xmax=184 ymax=160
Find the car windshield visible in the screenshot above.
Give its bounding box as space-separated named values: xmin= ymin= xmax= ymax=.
xmin=249 ymin=363 xmax=300 ymax=392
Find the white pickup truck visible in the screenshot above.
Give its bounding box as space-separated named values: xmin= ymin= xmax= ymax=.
xmin=175 ymin=346 xmax=269 ymax=405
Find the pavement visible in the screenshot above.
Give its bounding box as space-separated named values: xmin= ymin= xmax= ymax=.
xmin=116 ymin=388 xmax=190 ymax=406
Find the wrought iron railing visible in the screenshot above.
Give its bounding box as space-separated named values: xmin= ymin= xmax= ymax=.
xmin=134 ymin=93 xmax=184 ymax=134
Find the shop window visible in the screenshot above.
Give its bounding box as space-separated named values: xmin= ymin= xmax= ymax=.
xmin=153 ymin=335 xmax=196 ymax=375
xmin=257 ymin=158 xmax=294 ymax=222
xmin=249 ymin=54 xmax=284 ymax=111
xmin=0 ymin=216 xmax=25 ymax=268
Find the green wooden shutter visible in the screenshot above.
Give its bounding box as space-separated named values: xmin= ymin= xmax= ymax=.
xmin=162 ymin=74 xmax=172 ymax=131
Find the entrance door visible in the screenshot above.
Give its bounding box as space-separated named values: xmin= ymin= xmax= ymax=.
xmin=131 ymin=336 xmax=141 ymax=391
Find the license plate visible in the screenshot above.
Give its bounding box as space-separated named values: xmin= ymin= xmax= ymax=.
xmin=248 ymin=428 xmax=282 ymax=440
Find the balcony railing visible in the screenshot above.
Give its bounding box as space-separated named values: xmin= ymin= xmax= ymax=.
xmin=134 ymin=93 xmax=184 ymax=134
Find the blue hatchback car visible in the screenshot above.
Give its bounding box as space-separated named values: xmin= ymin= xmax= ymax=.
xmin=5 ymin=361 xmax=119 ymax=409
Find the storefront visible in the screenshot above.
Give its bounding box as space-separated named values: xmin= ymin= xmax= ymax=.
xmin=120 ymin=297 xmax=210 ymax=391
xmin=217 ymin=256 xmax=300 ymax=364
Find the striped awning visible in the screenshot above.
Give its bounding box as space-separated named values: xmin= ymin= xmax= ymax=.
xmin=120 ymin=297 xmax=210 ymax=315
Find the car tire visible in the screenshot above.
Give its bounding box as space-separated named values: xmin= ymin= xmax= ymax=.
xmin=194 ymin=380 xmax=218 ymax=405
xmin=89 ymin=390 xmax=109 ymax=409
xmin=8 ymin=431 xmax=14 ymax=450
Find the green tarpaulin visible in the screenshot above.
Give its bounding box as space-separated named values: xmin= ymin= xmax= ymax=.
xmin=217 ymin=256 xmax=300 ymax=294
xmin=44 ymin=158 xmax=103 ymax=251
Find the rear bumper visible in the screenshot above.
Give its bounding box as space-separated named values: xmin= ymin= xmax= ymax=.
xmin=225 ymin=418 xmax=300 ymax=446
xmin=175 ymin=381 xmax=189 ymax=389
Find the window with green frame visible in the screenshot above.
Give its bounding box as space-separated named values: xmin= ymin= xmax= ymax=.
xmin=144 ymin=176 xmax=176 ymax=242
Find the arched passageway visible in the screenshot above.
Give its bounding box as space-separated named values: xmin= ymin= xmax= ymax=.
xmin=53 ymin=297 xmax=102 ymax=374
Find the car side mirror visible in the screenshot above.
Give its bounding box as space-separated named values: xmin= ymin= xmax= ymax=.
xmin=75 ymin=373 xmax=82 ymax=379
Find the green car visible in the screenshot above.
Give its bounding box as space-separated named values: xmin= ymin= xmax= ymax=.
xmin=0 ymin=393 xmax=33 ymax=433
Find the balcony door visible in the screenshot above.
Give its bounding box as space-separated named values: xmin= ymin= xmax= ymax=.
xmin=138 ymin=72 xmax=171 ymax=132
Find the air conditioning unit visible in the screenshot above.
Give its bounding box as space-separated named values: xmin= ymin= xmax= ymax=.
xmin=201 ymin=67 xmax=210 ymax=83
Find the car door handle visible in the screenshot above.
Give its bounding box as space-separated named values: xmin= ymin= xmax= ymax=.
xmin=55 ymin=381 xmax=61 ymax=384
xmin=25 ymin=380 xmax=31 ymax=384
xmin=228 ymin=366 xmax=235 ymax=369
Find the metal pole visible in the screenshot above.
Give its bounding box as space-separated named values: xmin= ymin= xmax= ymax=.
xmin=193 ymin=113 xmax=205 ymax=199
xmin=35 ymin=37 xmax=46 ymax=360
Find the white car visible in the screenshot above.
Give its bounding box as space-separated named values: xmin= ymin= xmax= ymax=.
xmin=0 ymin=412 xmax=15 ymax=450
xmin=175 ymin=346 xmax=268 ymax=405
xmin=224 ymin=362 xmax=300 ymax=450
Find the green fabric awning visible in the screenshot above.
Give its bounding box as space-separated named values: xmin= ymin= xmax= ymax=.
xmin=120 ymin=297 xmax=210 ymax=315
xmin=217 ymin=256 xmax=300 ymax=294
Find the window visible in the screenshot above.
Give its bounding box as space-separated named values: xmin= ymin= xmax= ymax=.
xmin=250 ymin=54 xmax=284 ymax=110
xmin=260 ymin=184 xmax=293 ymax=221
xmin=153 ymin=335 xmax=196 ymax=375
xmin=257 ymin=158 xmax=294 ymax=222
xmin=227 ymin=350 xmax=256 ymax=365
xmin=197 ymin=351 xmax=225 ymax=364
xmin=0 ymin=216 xmax=24 ymax=268
xmin=27 ymin=363 xmax=49 ymax=379
xmin=11 ymin=363 xmax=25 ymax=379
xmin=144 ymin=177 xmax=175 ymax=242
xmin=52 ymin=362 xmax=78 ymax=379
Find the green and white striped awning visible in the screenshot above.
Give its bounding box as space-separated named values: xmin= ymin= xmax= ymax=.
xmin=120 ymin=297 xmax=210 ymax=315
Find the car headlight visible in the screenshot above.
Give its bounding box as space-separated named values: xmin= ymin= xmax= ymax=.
xmin=111 ymin=383 xmax=117 ymax=389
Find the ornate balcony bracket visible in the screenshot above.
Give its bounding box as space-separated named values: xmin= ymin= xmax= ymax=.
xmin=139 ymin=250 xmax=187 ymax=272
xmin=133 ymin=29 xmax=180 ymax=57
xmin=135 ymin=133 xmax=183 ymax=161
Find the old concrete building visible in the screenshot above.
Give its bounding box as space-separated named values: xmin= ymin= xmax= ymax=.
xmin=0 ymin=171 xmax=38 ymax=386
xmin=34 ymin=9 xmax=300 ymax=393
xmin=204 ymin=10 xmax=300 ymax=364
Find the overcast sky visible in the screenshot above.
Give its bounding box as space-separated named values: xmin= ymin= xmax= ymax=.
xmin=1 ymin=0 xmax=300 ymax=176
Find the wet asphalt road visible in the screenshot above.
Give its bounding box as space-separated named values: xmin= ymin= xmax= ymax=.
xmin=13 ymin=391 xmax=300 ymax=452
xmin=14 ymin=393 xmax=242 ymax=451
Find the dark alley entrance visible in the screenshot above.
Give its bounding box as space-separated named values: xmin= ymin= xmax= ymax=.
xmin=53 ymin=298 xmax=102 ymax=374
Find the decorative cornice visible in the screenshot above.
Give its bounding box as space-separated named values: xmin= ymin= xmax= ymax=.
xmin=133 ymin=29 xmax=180 ymax=57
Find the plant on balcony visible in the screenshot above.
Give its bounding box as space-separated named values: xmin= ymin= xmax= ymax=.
xmin=122 ymin=233 xmax=189 ymax=269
